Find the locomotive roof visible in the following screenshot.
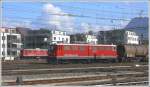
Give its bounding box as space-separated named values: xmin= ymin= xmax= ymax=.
xmin=51 ymin=44 xmax=116 ymax=46
xmin=22 ymin=49 xmax=48 ymax=50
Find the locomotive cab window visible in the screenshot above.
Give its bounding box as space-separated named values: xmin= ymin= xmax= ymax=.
xmin=49 ymin=46 xmax=55 ymax=51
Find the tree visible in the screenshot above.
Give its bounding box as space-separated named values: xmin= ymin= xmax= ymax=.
xmin=88 ymin=30 xmax=94 ymax=35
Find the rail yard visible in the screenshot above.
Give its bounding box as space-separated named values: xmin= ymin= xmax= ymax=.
xmin=1 ymin=1 xmax=149 ymax=87
xmin=2 ymin=61 xmax=148 ymax=86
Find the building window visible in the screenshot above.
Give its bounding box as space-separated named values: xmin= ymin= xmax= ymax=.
xmin=12 ymin=51 xmax=17 ymax=56
xmin=2 ymin=36 xmax=5 ymax=40
xmin=54 ymin=37 xmax=56 ymax=40
xmin=7 ymin=51 xmax=10 ymax=55
xmin=2 ymin=51 xmax=5 ymax=56
xmin=2 ymin=44 xmax=5 ymax=48
xmin=64 ymin=32 xmax=66 ymax=35
xmin=66 ymin=38 xmax=68 ymax=43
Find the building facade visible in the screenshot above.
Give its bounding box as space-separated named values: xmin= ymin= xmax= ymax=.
xmin=50 ymin=30 xmax=70 ymax=44
xmin=97 ymin=29 xmax=139 ymax=45
xmin=124 ymin=31 xmax=139 ymax=45
xmin=70 ymin=33 xmax=98 ymax=44
xmin=17 ymin=28 xmax=70 ymax=49
xmin=124 ymin=17 xmax=148 ymax=44
xmin=24 ymin=29 xmax=51 ymax=49
xmin=85 ymin=35 xmax=98 ymax=44
xmin=0 ymin=28 xmax=22 ymax=60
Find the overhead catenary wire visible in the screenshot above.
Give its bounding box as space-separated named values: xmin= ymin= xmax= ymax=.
xmin=56 ymin=4 xmax=147 ymax=16
xmin=2 ymin=17 xmax=147 ymax=30
xmin=2 ymin=4 xmax=148 ymax=31
xmin=3 ymin=4 xmax=147 ymax=24
xmin=3 ymin=8 xmax=131 ymax=21
xmin=3 ymin=5 xmax=147 ymax=20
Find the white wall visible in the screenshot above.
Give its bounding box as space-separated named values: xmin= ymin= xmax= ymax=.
xmin=0 ymin=33 xmax=7 ymax=59
xmin=0 ymin=31 xmax=21 ymax=60
xmin=125 ymin=31 xmax=139 ymax=45
xmin=51 ymin=30 xmax=70 ymax=44
xmin=86 ymin=35 xmax=98 ymax=44
xmin=0 ymin=33 xmax=2 ymax=59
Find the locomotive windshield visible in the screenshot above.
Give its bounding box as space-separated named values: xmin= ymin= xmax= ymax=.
xmin=49 ymin=46 xmax=54 ymax=51
xmin=48 ymin=45 xmax=56 ymax=56
xmin=49 ymin=45 xmax=55 ymax=51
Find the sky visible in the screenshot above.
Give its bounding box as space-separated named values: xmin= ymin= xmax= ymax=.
xmin=2 ymin=1 xmax=148 ymax=33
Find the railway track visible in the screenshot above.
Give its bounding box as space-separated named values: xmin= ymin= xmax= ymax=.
xmin=3 ymin=71 xmax=148 ymax=86
xmin=56 ymin=76 xmax=148 ymax=86
xmin=2 ymin=61 xmax=148 ymax=70
xmin=2 ymin=61 xmax=148 ymax=86
xmin=2 ymin=64 xmax=148 ymax=76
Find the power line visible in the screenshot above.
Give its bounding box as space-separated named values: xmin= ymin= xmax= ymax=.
xmin=56 ymin=4 xmax=147 ymax=16
xmin=3 ymin=8 xmax=131 ymax=21
xmin=3 ymin=4 xmax=147 ymax=17
xmin=3 ymin=17 xmax=147 ymax=31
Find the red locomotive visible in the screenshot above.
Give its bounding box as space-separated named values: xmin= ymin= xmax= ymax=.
xmin=20 ymin=49 xmax=48 ymax=61
xmin=19 ymin=44 xmax=148 ymax=63
xmin=48 ymin=44 xmax=118 ymax=64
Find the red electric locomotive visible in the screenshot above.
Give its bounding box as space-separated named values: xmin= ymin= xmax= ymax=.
xmin=48 ymin=44 xmax=118 ymax=64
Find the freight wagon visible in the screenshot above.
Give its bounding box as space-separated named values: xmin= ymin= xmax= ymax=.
xmin=48 ymin=44 xmax=118 ymax=64
xmin=117 ymin=44 xmax=148 ymax=62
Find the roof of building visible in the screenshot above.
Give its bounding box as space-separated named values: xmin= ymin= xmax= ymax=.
xmin=51 ymin=43 xmax=116 ymax=46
